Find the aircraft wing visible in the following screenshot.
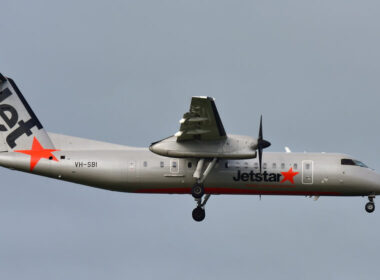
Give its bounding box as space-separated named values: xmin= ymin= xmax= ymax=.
xmin=150 ymin=96 xmax=258 ymax=159
xmin=175 ymin=97 xmax=227 ymax=142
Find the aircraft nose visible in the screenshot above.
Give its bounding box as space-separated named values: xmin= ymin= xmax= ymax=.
xmin=370 ymin=171 xmax=380 ymax=194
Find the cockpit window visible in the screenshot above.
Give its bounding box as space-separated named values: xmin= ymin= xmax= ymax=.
xmin=341 ymin=159 xmax=368 ymax=168
xmin=353 ymin=160 xmax=368 ymax=168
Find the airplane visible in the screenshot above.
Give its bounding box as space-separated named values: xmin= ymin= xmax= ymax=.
xmin=0 ymin=73 xmax=379 ymax=222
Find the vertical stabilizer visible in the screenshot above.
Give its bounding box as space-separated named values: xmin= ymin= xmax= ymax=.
xmin=0 ymin=73 xmax=54 ymax=152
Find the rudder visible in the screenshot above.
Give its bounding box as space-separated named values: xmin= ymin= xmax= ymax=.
xmin=0 ymin=73 xmax=55 ymax=152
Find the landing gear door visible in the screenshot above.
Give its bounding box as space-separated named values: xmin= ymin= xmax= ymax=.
xmin=302 ymin=160 xmax=313 ymax=184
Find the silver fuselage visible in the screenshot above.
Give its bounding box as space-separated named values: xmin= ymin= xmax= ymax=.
xmin=0 ymin=133 xmax=379 ymax=197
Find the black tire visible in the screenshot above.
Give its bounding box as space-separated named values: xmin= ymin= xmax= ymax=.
xmin=365 ymin=202 xmax=375 ymax=213
xmin=191 ymin=183 xmax=204 ymax=199
xmin=192 ymin=207 xmax=206 ymax=222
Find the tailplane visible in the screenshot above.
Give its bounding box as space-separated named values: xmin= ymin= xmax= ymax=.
xmin=0 ymin=73 xmax=54 ymax=152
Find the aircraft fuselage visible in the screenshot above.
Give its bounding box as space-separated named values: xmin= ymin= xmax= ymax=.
xmin=1 ymin=143 xmax=379 ymax=197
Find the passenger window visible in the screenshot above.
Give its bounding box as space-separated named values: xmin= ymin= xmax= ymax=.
xmin=172 ymin=161 xmax=177 ymax=168
xmin=143 ymin=161 xmax=148 ymax=167
xmin=294 ymin=163 xmax=298 ymax=170
xmin=188 ymin=162 xmax=192 ymax=168
xmin=281 ymin=163 xmax=285 ymax=170
xmin=306 ymin=163 xmax=310 ymax=170
xmin=272 ymin=163 xmax=276 ymax=169
xmin=254 ymin=162 xmax=259 ymax=170
xmin=225 ymin=161 xmax=229 ymax=168
xmin=244 ymin=162 xmax=249 ymax=168
xmin=160 ymin=161 xmax=164 ymax=168
xmin=263 ymin=163 xmax=267 ymax=170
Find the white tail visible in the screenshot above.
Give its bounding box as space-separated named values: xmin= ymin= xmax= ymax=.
xmin=0 ymin=73 xmax=55 ymax=152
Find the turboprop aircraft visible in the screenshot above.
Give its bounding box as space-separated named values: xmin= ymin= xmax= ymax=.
xmin=0 ymin=73 xmax=379 ymax=222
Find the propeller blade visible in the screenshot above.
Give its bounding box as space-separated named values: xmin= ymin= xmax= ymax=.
xmin=257 ymin=115 xmax=271 ymax=173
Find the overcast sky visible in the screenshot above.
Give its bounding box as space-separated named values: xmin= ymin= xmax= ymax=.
xmin=1 ymin=1 xmax=380 ymax=279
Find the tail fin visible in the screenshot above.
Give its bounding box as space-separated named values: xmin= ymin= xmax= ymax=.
xmin=0 ymin=73 xmax=54 ymax=152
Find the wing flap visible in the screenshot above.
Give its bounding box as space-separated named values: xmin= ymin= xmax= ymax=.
xmin=176 ymin=97 xmax=226 ymax=141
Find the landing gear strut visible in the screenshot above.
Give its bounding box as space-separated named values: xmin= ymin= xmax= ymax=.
xmin=192 ymin=194 xmax=211 ymax=222
xmin=191 ymin=158 xmax=217 ymax=199
xmin=365 ymin=195 xmax=375 ymax=213
xmin=191 ymin=158 xmax=218 ymax=221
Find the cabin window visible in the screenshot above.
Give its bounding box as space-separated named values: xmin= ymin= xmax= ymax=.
xmin=263 ymin=163 xmax=267 ymax=170
xmin=160 ymin=161 xmax=164 ymax=168
xmin=244 ymin=162 xmax=249 ymax=168
xmin=60 ymin=155 xmax=66 ymax=160
xmin=49 ymin=156 xmax=53 ymax=160
xmin=254 ymin=162 xmax=259 ymax=170
xmin=272 ymin=163 xmax=276 ymax=169
xmin=188 ymin=162 xmax=192 ymax=168
xmin=225 ymin=162 xmax=229 ymax=168
xmin=293 ymin=163 xmax=298 ymax=170
xmin=306 ymin=163 xmax=310 ymax=170
xmin=172 ymin=161 xmax=177 ymax=168
xmin=281 ymin=163 xmax=285 ymax=170
xmin=143 ymin=161 xmax=148 ymax=167
xmin=235 ymin=161 xmax=240 ymax=168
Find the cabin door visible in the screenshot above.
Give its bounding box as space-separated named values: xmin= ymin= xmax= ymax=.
xmin=302 ymin=160 xmax=314 ymax=184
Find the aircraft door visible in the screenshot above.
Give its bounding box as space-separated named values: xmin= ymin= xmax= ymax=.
xmin=170 ymin=159 xmax=179 ymax=174
xmin=166 ymin=159 xmax=186 ymax=182
xmin=302 ymin=160 xmax=313 ymax=184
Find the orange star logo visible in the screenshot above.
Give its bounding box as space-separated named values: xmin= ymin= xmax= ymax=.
xmin=280 ymin=167 xmax=299 ymax=184
xmin=15 ymin=137 xmax=60 ymax=171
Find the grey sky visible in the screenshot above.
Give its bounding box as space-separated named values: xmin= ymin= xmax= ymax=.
xmin=1 ymin=0 xmax=380 ymax=279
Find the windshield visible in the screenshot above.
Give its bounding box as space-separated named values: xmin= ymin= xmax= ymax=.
xmin=341 ymin=158 xmax=369 ymax=168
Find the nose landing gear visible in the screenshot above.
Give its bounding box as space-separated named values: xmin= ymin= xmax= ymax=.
xmin=365 ymin=195 xmax=375 ymax=213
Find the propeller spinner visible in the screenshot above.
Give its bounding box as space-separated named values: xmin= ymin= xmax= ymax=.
xmin=257 ymin=116 xmax=271 ymax=173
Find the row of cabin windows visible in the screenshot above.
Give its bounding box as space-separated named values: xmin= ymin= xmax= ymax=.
xmin=142 ymin=161 xmax=185 ymax=168
xmin=224 ymin=161 xmax=305 ymax=171
xmin=141 ymin=160 xmax=309 ymax=171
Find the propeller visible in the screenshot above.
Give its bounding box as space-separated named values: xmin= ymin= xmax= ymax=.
xmin=257 ymin=116 xmax=271 ymax=173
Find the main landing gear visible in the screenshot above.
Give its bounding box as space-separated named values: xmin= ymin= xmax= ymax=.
xmin=365 ymin=195 xmax=375 ymax=213
xmin=192 ymin=194 xmax=211 ymax=222
xmin=191 ymin=158 xmax=218 ymax=222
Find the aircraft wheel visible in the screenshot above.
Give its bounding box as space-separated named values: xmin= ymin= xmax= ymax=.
xmin=365 ymin=202 xmax=375 ymax=213
xmin=192 ymin=207 xmax=206 ymax=222
xmin=191 ymin=183 xmax=204 ymax=199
